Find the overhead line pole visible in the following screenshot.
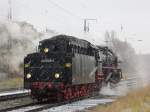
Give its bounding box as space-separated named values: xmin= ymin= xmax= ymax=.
xmin=84 ymin=18 xmax=97 ymax=33
xmin=8 ymin=0 xmax=12 ymax=20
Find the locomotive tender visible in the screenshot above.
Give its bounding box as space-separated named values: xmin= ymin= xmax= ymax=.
xmin=24 ymin=35 xmax=122 ymax=101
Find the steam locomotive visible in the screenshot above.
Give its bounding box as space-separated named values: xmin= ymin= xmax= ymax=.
xmin=24 ymin=35 xmax=122 ymax=101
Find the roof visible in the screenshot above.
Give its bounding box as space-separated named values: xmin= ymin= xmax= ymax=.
xmin=40 ymin=34 xmax=97 ymax=49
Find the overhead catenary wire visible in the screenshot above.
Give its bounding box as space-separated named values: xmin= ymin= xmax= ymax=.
xmin=46 ymin=0 xmax=82 ymax=21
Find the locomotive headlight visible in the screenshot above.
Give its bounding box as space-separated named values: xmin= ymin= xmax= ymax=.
xmin=65 ymin=63 xmax=71 ymax=68
xmin=27 ymin=73 xmax=32 ymax=79
xmin=54 ymin=73 xmax=60 ymax=79
xmin=25 ymin=64 xmax=30 ymax=68
xmin=44 ymin=48 xmax=49 ymax=53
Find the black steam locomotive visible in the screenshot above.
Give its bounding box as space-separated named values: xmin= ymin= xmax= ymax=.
xmin=24 ymin=35 xmax=122 ymax=101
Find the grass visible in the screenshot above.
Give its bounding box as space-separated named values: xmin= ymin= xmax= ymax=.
xmin=89 ymin=85 xmax=150 ymax=112
xmin=0 ymin=77 xmax=23 ymax=91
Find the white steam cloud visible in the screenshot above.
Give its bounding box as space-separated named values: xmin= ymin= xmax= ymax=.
xmin=0 ymin=20 xmax=57 ymax=79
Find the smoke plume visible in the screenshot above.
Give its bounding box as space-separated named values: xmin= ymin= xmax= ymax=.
xmin=0 ymin=20 xmax=57 ymax=79
xmin=101 ymin=30 xmax=150 ymax=96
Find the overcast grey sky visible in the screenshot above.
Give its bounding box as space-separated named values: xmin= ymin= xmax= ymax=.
xmin=0 ymin=0 xmax=150 ymax=54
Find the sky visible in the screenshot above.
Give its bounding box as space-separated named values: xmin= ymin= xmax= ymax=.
xmin=0 ymin=0 xmax=150 ymax=54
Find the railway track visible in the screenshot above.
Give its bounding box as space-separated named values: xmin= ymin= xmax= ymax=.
xmin=0 ymin=89 xmax=32 ymax=111
xmin=0 ymin=87 xmax=116 ymax=112
xmin=5 ymin=95 xmax=115 ymax=112
xmin=0 ymin=89 xmax=30 ymax=101
xmin=0 ymin=89 xmax=117 ymax=112
xmin=0 ymin=102 xmax=36 ymax=112
xmin=0 ymin=88 xmax=24 ymax=92
xmin=0 ymin=94 xmax=94 ymax=112
xmin=0 ymin=76 xmax=142 ymax=112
